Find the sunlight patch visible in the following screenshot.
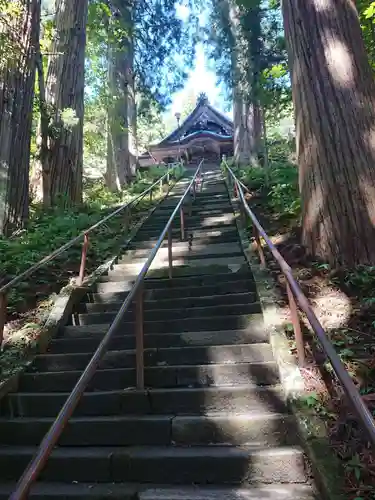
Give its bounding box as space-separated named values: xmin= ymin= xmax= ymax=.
xmin=311 ymin=288 xmax=351 ymax=330
xmin=324 ymin=37 xmax=354 ymax=87
xmin=312 ymin=0 xmax=333 ymax=11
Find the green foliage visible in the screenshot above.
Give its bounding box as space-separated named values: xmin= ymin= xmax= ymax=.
xmin=228 ymin=138 xmax=300 ymax=219
xmin=0 ymin=169 xmax=177 ymax=314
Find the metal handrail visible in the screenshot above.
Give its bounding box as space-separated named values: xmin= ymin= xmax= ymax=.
xmin=0 ymin=168 xmax=174 ymax=344
xmin=9 ymin=160 xmax=204 ymax=500
xmin=223 ymin=161 xmax=375 ymax=446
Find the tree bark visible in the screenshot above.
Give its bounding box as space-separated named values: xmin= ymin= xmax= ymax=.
xmin=0 ymin=0 xmax=40 ymax=235
xmin=106 ymin=0 xmax=133 ymax=191
xmin=42 ymin=0 xmax=88 ymax=207
xmin=282 ymin=0 xmax=375 ymax=266
xmin=229 ymin=0 xmax=261 ymax=166
xmin=233 ymin=93 xmax=261 ymax=165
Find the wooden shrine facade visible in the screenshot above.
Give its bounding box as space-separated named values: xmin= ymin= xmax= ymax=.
xmin=139 ymin=95 xmax=233 ymax=166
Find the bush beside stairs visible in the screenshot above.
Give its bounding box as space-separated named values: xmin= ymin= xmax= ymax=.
xmin=0 ymin=165 xmax=317 ymax=499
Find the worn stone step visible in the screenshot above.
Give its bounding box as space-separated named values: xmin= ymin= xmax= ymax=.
xmin=0 ymin=482 xmax=138 ymax=500
xmin=51 ymin=329 xmax=268 ymax=354
xmin=2 ymin=385 xmax=286 ymax=418
xmin=95 ymin=271 xmax=255 ymax=294
xmin=128 ymin=231 xmax=240 ymax=250
xmin=101 ymin=257 xmax=247 ymax=281
xmin=64 ymin=313 xmax=265 ymax=337
xmin=20 ymin=361 xmax=279 ymax=392
xmin=82 ymin=291 xmax=257 ymax=314
xmin=0 ymin=413 xmax=296 ymax=447
xmin=77 ymin=302 xmax=262 ymax=326
xmin=36 ymin=344 xmax=273 ymax=372
xmin=134 ymin=220 xmax=237 ymax=238
xmin=118 ymin=243 xmax=243 ymax=263
xmin=0 ymin=445 xmax=307 ymax=484
xmin=138 ymin=485 xmax=316 ymax=500
xmin=91 ymin=281 xmax=256 ymax=304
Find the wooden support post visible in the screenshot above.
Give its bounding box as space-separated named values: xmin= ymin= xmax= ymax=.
xmin=78 ymin=233 xmax=89 ymax=286
xmin=253 ymin=227 xmax=266 ymax=268
xmin=286 ymin=282 xmax=306 ymax=366
xmin=168 ymin=226 xmax=173 ymax=279
xmin=135 ymin=286 xmax=145 ymax=390
xmin=180 ymin=207 xmax=185 ymax=241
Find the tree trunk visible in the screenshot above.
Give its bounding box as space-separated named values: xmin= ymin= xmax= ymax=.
xmin=42 ymin=0 xmax=88 ymax=207
xmin=282 ymin=0 xmax=375 ymax=266
xmin=0 ymin=0 xmax=40 ymax=235
xmin=106 ymin=0 xmax=133 ymax=191
xmin=229 ymin=0 xmax=261 ymax=166
xmin=233 ymin=93 xmax=260 ymax=165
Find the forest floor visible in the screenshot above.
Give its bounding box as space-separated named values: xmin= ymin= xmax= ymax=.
xmin=0 ymin=165 xmax=182 ymax=381
xmin=245 ymin=175 xmax=375 ymax=500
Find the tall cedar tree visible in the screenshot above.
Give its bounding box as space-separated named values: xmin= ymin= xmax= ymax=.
xmin=105 ymin=0 xmax=195 ymax=190
xmin=106 ymin=0 xmax=134 ymax=190
xmin=282 ymin=0 xmax=375 ymax=266
xmin=0 ymin=0 xmax=41 ymax=234
xmin=40 ymin=0 xmax=89 ymax=207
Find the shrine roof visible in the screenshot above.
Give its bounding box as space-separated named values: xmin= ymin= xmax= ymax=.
xmin=157 ymin=96 xmax=233 ymax=147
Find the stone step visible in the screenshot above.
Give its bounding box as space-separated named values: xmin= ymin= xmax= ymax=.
xmin=91 ymin=281 xmax=256 ymax=303
xmin=50 ymin=329 xmax=269 ymax=354
xmin=2 ymin=385 xmax=286 ymax=418
xmin=95 ymin=271 xmax=256 ymax=294
xmin=0 ymin=483 xmax=315 ymax=500
xmin=154 ymin=205 xmax=233 ymax=216
xmin=101 ymin=258 xmax=247 ymax=281
xmin=128 ymin=231 xmax=240 ymax=250
xmin=0 ymin=482 xmax=138 ymax=500
xmin=20 ymin=361 xmax=279 ymax=392
xmin=76 ymin=302 xmax=262 ymax=326
xmin=36 ymin=344 xmax=273 ymax=372
xmin=118 ymin=242 xmax=243 ymax=262
xmin=0 ymin=445 xmax=307 ymax=484
xmin=0 ymin=413 xmax=296 ymax=447
xmin=78 ymin=302 xmax=261 ymax=325
xmin=63 ymin=313 xmax=265 ymax=337
xmin=133 ymin=219 xmax=237 ymax=237
xmin=138 ymin=485 xmax=316 ymax=500
xmin=81 ymin=291 xmax=257 ymax=314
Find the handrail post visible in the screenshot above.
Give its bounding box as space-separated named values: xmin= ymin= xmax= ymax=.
xmin=135 ymin=285 xmax=144 ymax=390
xmin=150 ymin=189 xmax=153 ymax=202
xmin=234 ymin=181 xmax=239 ymax=198
xmin=168 ymin=226 xmax=173 ymax=279
xmin=78 ymin=233 xmax=89 ymax=286
xmin=124 ymin=206 xmax=130 ymax=234
xmin=180 ymin=207 xmax=185 ymax=241
xmin=0 ymin=292 xmax=6 ymax=346
xmin=159 ymin=178 xmax=163 ymax=195
xmin=286 ymin=282 xmax=306 ymax=366
xmin=253 ymin=227 xmax=266 ymax=268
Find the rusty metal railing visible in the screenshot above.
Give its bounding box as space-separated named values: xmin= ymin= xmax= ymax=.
xmin=0 ymin=168 xmax=175 ymax=346
xmin=9 ymin=160 xmax=203 ymax=500
xmin=223 ymin=161 xmax=375 ymax=446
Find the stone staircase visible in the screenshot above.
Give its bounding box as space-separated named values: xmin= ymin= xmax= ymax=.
xmin=0 ymin=165 xmax=317 ymax=499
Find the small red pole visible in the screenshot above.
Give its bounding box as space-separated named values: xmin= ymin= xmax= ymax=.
xmin=78 ymin=233 xmax=89 ymax=286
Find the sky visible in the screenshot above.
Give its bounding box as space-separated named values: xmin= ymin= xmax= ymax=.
xmin=169 ymin=3 xmax=233 ymax=119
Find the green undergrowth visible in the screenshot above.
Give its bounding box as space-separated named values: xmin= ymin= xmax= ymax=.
xmin=225 ymin=140 xmax=375 ymax=499
xmin=0 ymin=164 xmax=184 ymax=320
